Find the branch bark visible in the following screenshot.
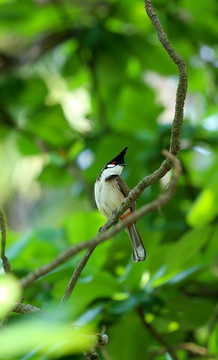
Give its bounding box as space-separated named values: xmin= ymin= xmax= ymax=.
xmin=13 ymin=302 xmax=44 ymax=315
xmin=0 ymin=208 xmax=11 ymax=273
xmin=150 ymin=342 xmax=209 ymax=357
xmin=145 ymin=0 xmax=188 ymax=156
xmin=60 ymin=244 xmax=96 ymax=305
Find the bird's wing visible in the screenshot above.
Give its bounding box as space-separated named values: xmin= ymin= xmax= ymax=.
xmin=116 ymin=176 xmax=136 ymax=211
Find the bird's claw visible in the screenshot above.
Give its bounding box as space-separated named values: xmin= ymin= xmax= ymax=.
xmin=98 ymin=226 xmax=103 ymax=233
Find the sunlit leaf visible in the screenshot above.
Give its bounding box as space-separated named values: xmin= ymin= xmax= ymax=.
xmin=0 ymin=319 xmax=94 ymax=358
xmin=0 ymin=274 xmax=21 ymax=319
xmin=187 ymin=188 xmax=218 ymax=227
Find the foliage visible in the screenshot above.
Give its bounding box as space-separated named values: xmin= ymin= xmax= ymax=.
xmin=0 ymin=0 xmax=218 ymax=359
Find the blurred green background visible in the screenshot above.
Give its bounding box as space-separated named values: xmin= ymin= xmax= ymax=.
xmin=0 ymin=0 xmax=218 ymax=359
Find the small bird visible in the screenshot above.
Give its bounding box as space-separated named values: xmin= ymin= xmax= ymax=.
xmin=94 ymin=147 xmax=146 ymax=262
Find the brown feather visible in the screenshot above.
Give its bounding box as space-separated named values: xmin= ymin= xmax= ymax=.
xmin=116 ymin=176 xmax=136 ymax=212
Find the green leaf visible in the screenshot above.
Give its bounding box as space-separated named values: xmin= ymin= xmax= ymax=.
xmin=64 ymin=210 xmax=104 ymax=244
xmin=107 ymin=312 xmax=152 ymax=360
xmin=53 ymin=272 xmax=121 ymax=318
xmin=38 ymin=165 xmax=72 ymax=187
xmin=25 ymin=105 xmax=76 ymax=147
xmin=0 ymin=274 xmax=21 ymax=319
xmin=109 ymin=290 xmax=157 ymax=315
xmin=112 ymin=83 xmax=161 ymax=134
xmin=0 ymin=319 xmax=93 ymax=358
xmin=187 ymin=188 xmax=218 ymax=227
xmin=165 ymin=227 xmax=211 ymax=272
xmin=208 ymin=322 xmax=218 ymax=355
xmin=14 ymin=132 xmax=41 ymax=156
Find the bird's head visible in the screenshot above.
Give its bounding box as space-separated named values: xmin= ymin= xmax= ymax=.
xmin=101 ymin=147 xmax=128 ymax=179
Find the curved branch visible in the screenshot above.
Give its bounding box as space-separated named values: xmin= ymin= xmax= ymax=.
xmin=20 ymin=151 xmax=181 ymax=289
xmin=144 ymin=0 xmax=188 ymax=155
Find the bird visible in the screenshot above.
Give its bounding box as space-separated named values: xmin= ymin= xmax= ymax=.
xmin=94 ymin=147 xmax=146 ymax=262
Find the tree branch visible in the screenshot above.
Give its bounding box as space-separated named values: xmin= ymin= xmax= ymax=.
xmin=150 ymin=342 xmax=209 ymax=357
xmin=20 ymin=150 xmax=181 ymax=289
xmin=0 ymin=208 xmax=11 ymax=273
xmin=13 ymin=302 xmax=44 ymax=315
xmin=145 ymin=0 xmax=188 ymax=156
xmin=137 ymin=306 xmax=179 ymax=360
xmin=60 ymin=244 xmax=96 ymax=305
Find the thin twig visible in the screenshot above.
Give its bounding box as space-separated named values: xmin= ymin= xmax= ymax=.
xmin=137 ymin=306 xmax=179 ymax=360
xmin=0 ymin=208 xmax=11 ymax=273
xmin=20 ymin=151 xmax=181 ymax=289
xmin=84 ymin=333 xmax=109 ymax=360
xmin=60 ymin=244 xmax=96 ymax=305
xmin=150 ymin=342 xmax=209 ymax=357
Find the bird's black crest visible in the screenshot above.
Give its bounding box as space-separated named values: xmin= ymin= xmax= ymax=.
xmin=108 ymin=147 xmax=128 ymax=166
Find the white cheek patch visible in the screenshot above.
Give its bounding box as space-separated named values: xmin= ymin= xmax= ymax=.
xmin=101 ymin=164 xmax=123 ymax=180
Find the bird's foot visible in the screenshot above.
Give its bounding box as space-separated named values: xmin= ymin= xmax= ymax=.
xmin=98 ymin=226 xmax=103 ymax=233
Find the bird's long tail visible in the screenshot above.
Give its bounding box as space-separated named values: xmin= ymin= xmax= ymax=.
xmin=126 ymin=224 xmax=146 ymax=262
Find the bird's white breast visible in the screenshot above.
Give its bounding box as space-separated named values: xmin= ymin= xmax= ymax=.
xmin=95 ymin=178 xmax=125 ymax=219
